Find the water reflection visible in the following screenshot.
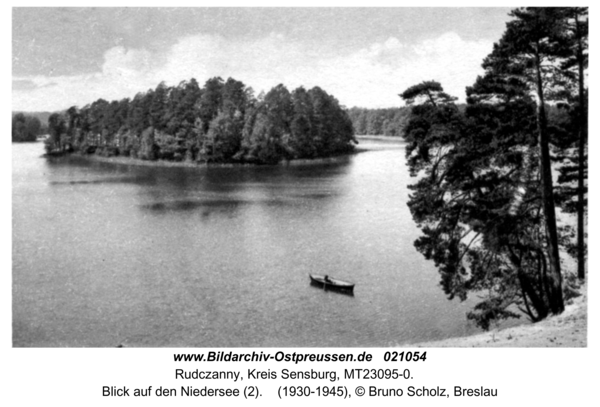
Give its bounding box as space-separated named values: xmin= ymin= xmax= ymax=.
xmin=141 ymin=199 xmax=247 ymax=212
xmin=309 ymin=281 xmax=355 ymax=297
xmin=49 ymin=177 xmax=145 ymax=186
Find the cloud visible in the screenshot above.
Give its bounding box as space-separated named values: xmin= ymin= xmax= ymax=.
xmin=12 ymin=32 xmax=493 ymax=112
xmin=102 ymin=46 xmax=154 ymax=78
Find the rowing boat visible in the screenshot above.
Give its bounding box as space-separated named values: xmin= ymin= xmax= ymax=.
xmin=309 ymin=274 xmax=354 ymax=293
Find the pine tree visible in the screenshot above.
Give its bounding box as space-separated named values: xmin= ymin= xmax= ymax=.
xmin=480 ymin=8 xmax=570 ymax=314
xmin=400 ymin=77 xmax=561 ymax=328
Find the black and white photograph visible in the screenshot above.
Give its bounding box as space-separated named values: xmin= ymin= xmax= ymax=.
xmin=11 ymin=6 xmax=588 ymax=351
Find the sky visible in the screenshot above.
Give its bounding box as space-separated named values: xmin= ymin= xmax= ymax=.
xmin=12 ymin=7 xmax=514 ymax=112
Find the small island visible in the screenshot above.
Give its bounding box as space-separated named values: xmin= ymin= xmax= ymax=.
xmin=44 ymin=77 xmax=357 ymax=165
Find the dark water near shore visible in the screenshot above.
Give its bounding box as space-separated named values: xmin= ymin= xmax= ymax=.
xmin=13 ymin=140 xmax=478 ymax=347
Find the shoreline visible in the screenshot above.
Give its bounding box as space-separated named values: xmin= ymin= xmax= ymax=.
xmin=40 ymin=136 xmax=399 ymax=170
xmin=46 ymin=148 xmax=369 ymax=169
xmin=405 ymin=285 xmax=587 ymax=348
xmin=356 ymin=135 xmax=405 ymax=142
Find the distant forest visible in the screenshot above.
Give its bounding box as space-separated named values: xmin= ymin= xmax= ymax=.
xmin=11 ymin=112 xmax=48 ymax=142
xmin=347 ymin=107 xmax=411 ymax=137
xmin=44 ymin=78 xmax=356 ymax=165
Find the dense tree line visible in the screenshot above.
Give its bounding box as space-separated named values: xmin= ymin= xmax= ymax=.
xmin=347 ymin=107 xmax=410 ymax=136
xmin=45 ymin=78 xmax=356 ymax=164
xmin=12 ymin=113 xmax=46 ymax=142
xmin=401 ymin=8 xmax=587 ymax=329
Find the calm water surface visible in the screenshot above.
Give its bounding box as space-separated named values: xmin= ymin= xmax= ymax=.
xmin=13 ymin=140 xmax=479 ymax=347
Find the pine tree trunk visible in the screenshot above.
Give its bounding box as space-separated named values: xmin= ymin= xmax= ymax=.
xmin=534 ymin=46 xmax=564 ymax=314
xmin=575 ymin=12 xmax=586 ymax=280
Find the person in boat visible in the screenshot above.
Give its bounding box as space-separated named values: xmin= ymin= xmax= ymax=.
xmin=324 ymin=275 xmax=331 ymax=283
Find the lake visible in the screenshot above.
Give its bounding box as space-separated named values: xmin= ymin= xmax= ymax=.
xmin=13 ymin=139 xmax=479 ymax=347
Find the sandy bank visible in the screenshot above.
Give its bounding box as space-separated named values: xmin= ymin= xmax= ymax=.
xmin=407 ymin=286 xmax=587 ymax=348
